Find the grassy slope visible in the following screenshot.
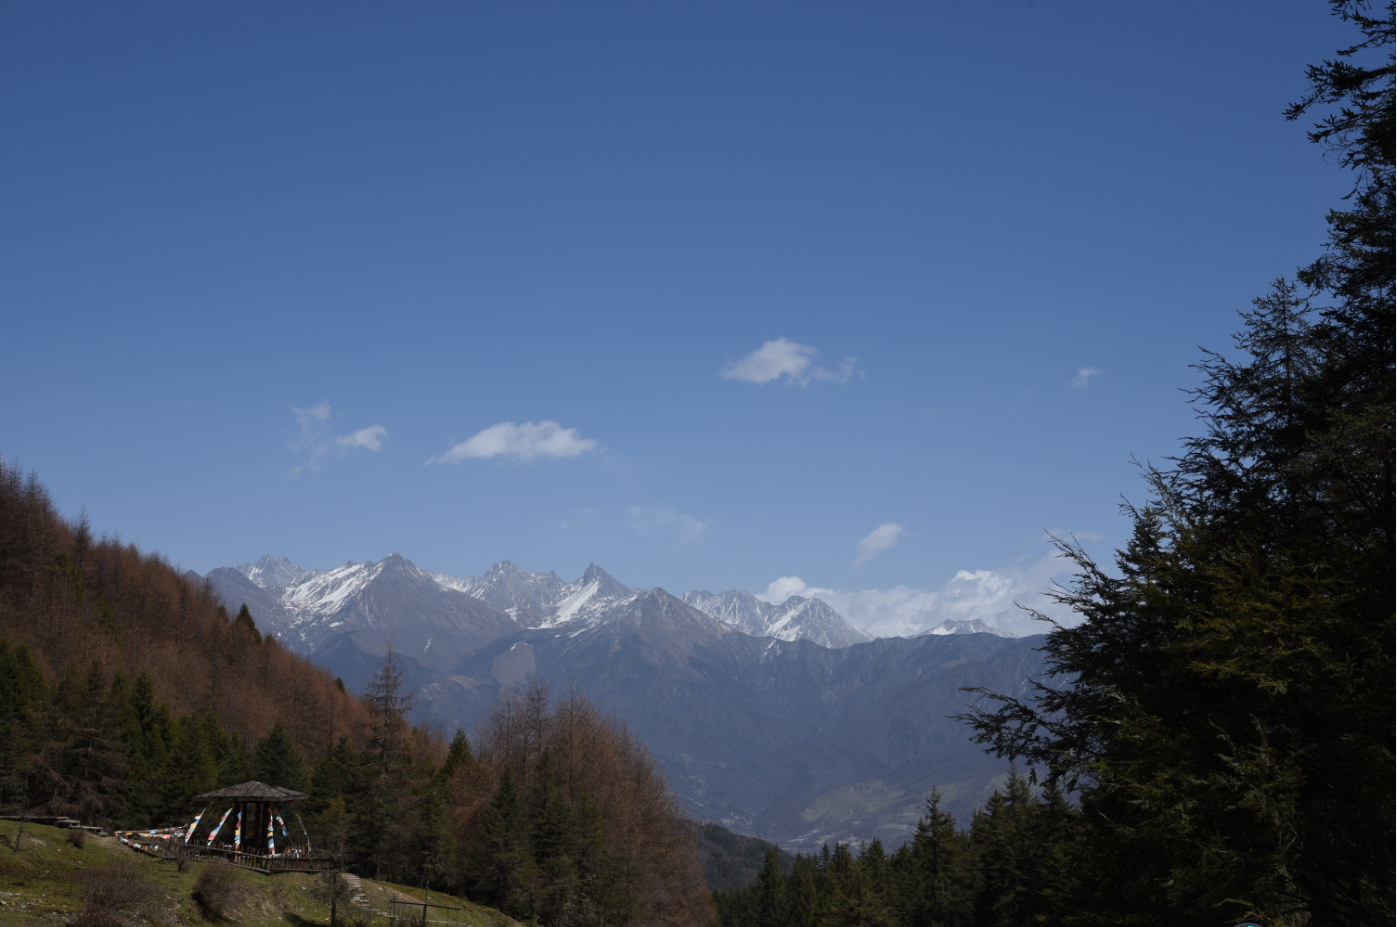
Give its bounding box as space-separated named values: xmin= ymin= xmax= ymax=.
xmin=0 ymin=821 xmax=518 ymax=927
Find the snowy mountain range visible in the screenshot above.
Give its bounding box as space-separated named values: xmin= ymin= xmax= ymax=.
xmin=219 ymin=553 xmax=979 ymax=650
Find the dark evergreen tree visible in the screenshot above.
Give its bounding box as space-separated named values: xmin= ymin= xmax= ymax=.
xmin=309 ymin=736 xmax=360 ymax=813
xmin=0 ymin=640 xmax=44 ymax=813
xmin=755 ymin=847 xmax=788 ymax=927
xmin=121 ymin=670 xmax=171 ymax=822
xmin=233 ymin=604 xmax=261 ymax=643
xmin=963 ymin=6 xmax=1393 ymax=921
xmin=355 ymin=643 xmax=417 ymax=880
xmin=902 ymin=791 xmax=973 ymax=927
xmin=441 ymin=727 xmax=474 ymax=781
xmin=968 ymin=769 xmax=1049 ymax=927
xmin=252 ymin=719 xmax=308 ymax=791
xmin=466 ymin=769 xmax=536 ymax=916
xmin=217 ymin=731 xmax=255 ymax=787
xmin=155 ymin=713 xmax=219 ymax=824
xmin=40 ymin=660 xmax=128 ymax=823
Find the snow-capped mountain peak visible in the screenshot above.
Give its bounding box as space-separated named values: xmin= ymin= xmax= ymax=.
xmin=920 ymin=618 xmax=1016 ymax=638
xmin=236 ymin=555 xmax=307 ymax=590
xmin=680 ymin=589 xmax=873 ymax=648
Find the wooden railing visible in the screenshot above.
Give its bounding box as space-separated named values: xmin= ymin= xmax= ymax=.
xmin=158 ymin=843 xmax=335 ymax=873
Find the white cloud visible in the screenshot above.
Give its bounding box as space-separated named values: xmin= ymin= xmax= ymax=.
xmin=427 ymin=421 xmax=599 ymax=464
xmin=721 ymin=338 xmax=855 ymax=386
xmin=761 ymin=575 xmax=812 ymax=604
xmin=558 ymin=507 xmax=600 ymax=530
xmin=756 ymin=550 xmax=1079 ymax=638
xmin=1071 ymin=367 xmax=1102 ymax=388
xmin=289 ymin=402 xmax=334 ymax=474
xmin=336 ymin=425 xmax=387 ymax=452
xmin=289 ymin=404 xmax=386 ymax=475
xmin=852 ymin=522 xmax=907 ymax=568
xmin=624 ymin=504 xmax=706 ymax=543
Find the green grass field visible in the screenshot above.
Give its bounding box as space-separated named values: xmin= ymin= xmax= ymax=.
xmin=0 ymin=820 xmax=517 ymax=927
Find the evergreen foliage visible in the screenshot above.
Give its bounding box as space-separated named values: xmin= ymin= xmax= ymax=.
xmin=715 ymin=772 xmax=1074 ymax=927
xmin=252 ymin=719 xmax=308 ymax=792
xmin=233 ymin=604 xmax=261 ymax=644
xmin=957 ymin=3 xmax=1394 ymax=924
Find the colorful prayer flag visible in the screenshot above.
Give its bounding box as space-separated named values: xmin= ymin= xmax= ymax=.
xmin=208 ymin=806 xmax=232 ymax=844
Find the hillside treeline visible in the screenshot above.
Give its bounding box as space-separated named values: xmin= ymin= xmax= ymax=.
xmin=715 ymin=771 xmax=1069 ymax=927
xmin=445 ymin=681 xmax=710 ymax=926
xmin=0 ymin=458 xmax=376 ymax=819
xmin=0 ymin=461 xmax=708 ymax=925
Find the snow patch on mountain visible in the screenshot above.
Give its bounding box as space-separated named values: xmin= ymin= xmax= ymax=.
xmin=283 ymin=559 xmax=385 ymax=617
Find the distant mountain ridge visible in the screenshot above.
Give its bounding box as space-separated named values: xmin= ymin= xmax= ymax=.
xmin=921 ymin=618 xmax=1017 ymax=638
xmin=205 ymin=552 xmax=1036 ymax=847
xmin=225 ymin=554 xmax=1015 ymax=648
xmin=680 ymin=589 xmax=873 ymax=648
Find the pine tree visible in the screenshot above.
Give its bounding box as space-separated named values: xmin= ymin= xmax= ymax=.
xmin=968 ymin=769 xmax=1049 ymax=927
xmin=0 ymin=639 xmax=44 ymax=813
xmin=355 ymin=643 xmax=416 ymax=880
xmin=40 ymin=660 xmax=128 ymax=823
xmin=466 ymin=769 xmax=536 ymax=916
xmin=233 ymin=604 xmax=261 ymax=644
xmin=309 ymin=736 xmax=360 ymax=813
xmin=155 ymin=714 xmax=219 ymax=823
xmin=903 ymin=791 xmax=972 ymax=927
xmin=441 ymin=727 xmax=474 ymax=781
xmin=962 ymin=6 xmax=1393 ymax=920
xmin=252 ymin=720 xmax=308 ymax=791
xmin=217 ymin=732 xmax=254 ymax=787
xmin=755 ymin=847 xmax=788 ymax=926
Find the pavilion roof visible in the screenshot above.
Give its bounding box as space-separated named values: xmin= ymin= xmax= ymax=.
xmin=192 ymin=781 xmax=308 ymax=803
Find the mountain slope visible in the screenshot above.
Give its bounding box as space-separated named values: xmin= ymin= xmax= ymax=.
xmin=205 ymin=567 xmax=296 ymax=639
xmin=209 ymin=554 xmax=521 ymax=695
xmin=445 ymin=588 xmax=1045 ymax=846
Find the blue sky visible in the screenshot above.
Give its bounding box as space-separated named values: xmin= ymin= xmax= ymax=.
xmin=0 ymin=2 xmax=1356 ymax=635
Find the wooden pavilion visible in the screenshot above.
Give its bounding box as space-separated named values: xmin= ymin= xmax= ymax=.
xmin=117 ymin=780 xmax=333 ymax=873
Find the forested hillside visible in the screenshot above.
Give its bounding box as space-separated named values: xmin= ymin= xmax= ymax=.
xmin=0 ymin=458 xmax=376 ymax=821
xmin=0 ymin=459 xmax=710 ymax=926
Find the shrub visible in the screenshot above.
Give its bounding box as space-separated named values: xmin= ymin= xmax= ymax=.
xmin=74 ymin=858 xmax=157 ymax=927
xmin=340 ymin=903 xmax=379 ymax=927
xmin=192 ymin=862 xmax=246 ymax=920
xmin=68 ymin=828 xmax=87 ymax=849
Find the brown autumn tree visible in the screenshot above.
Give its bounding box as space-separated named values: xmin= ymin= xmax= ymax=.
xmin=0 ymin=459 xmax=372 ymax=798
xmin=456 ymin=680 xmax=711 ymax=927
